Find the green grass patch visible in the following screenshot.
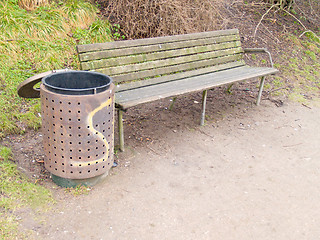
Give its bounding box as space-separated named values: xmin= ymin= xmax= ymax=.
xmin=272 ymin=77 xmax=284 ymax=88
xmin=0 ymin=159 xmax=54 ymax=211
xmin=271 ymin=33 xmax=320 ymax=101
xmin=0 ymin=145 xmax=54 ymax=239
xmin=304 ymin=50 xmax=317 ymax=61
xmin=64 ymin=185 xmax=92 ymax=196
xmin=0 ymin=0 xmax=112 ymax=139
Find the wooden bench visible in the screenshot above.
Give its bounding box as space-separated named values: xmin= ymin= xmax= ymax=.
xmin=76 ymin=29 xmax=278 ymax=151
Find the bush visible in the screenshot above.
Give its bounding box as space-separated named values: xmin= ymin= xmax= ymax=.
xmin=266 ymin=0 xmax=294 ymax=9
xmin=98 ymin=0 xmax=224 ymax=39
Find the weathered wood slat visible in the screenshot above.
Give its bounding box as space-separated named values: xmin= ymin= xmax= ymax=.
xmin=80 ymin=35 xmax=240 ymax=63
xmin=94 ymin=47 xmax=242 ymax=77
xmin=100 ymin=54 xmax=243 ymax=83
xmin=115 ymin=67 xmax=279 ymax=109
xmin=116 ymin=61 xmax=246 ymax=92
xmin=81 ymin=41 xmax=242 ymax=70
xmin=77 ymin=29 xmax=239 ymax=53
xmin=79 ymin=34 xmax=240 ymax=62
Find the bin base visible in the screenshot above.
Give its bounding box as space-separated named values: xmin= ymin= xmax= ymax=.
xmin=51 ymin=171 xmax=109 ymax=188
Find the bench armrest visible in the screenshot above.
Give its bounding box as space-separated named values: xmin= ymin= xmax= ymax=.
xmin=243 ymin=48 xmax=274 ymax=68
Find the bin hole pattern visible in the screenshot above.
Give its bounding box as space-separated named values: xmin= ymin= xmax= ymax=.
xmin=41 ymin=85 xmax=114 ymax=179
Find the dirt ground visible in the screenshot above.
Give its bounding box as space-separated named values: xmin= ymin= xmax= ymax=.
xmin=4 ymin=84 xmax=320 ymax=239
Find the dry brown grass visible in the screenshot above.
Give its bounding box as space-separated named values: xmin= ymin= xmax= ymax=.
xmin=18 ymin=0 xmax=49 ymax=10
xmin=99 ymin=0 xmax=225 ymax=39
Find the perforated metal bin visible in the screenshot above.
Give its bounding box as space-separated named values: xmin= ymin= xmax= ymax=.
xmin=18 ymin=70 xmax=115 ymax=187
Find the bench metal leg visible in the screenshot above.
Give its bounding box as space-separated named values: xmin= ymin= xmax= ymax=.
xmin=118 ymin=109 xmax=125 ymax=152
xmin=200 ymin=90 xmax=207 ymax=126
xmin=257 ymin=76 xmax=266 ymax=106
xmin=169 ymin=97 xmax=177 ymax=111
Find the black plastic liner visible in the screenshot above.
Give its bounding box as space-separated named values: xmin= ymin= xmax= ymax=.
xmin=42 ymin=71 xmax=112 ymax=95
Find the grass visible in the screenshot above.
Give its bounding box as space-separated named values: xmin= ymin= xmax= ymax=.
xmin=268 ymin=33 xmax=320 ymax=103
xmin=0 ymin=145 xmax=54 ymax=239
xmin=0 ymin=0 xmax=113 ymax=139
xmin=64 ymin=185 xmax=92 ymax=196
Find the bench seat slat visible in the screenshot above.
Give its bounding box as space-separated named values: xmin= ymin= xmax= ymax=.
xmin=116 ymin=61 xmax=246 ymax=92
xmin=100 ymin=54 xmax=243 ymax=83
xmin=79 ymin=35 xmax=240 ymax=62
xmin=115 ymin=66 xmax=279 ymax=109
xmin=81 ymin=41 xmax=242 ymax=70
xmin=77 ymin=29 xmax=239 ymax=53
xmin=94 ymin=47 xmax=242 ymax=77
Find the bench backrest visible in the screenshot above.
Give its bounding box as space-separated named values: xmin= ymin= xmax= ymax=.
xmin=77 ymin=29 xmax=245 ymax=87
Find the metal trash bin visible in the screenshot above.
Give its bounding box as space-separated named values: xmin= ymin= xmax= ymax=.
xmin=18 ymin=70 xmax=115 ymax=187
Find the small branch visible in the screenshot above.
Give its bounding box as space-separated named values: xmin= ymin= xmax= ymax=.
xmin=282 ymin=8 xmax=307 ymax=29
xmin=257 ymin=36 xmax=268 ymax=45
xmin=302 ymin=103 xmax=312 ymax=109
xmin=299 ymin=30 xmax=320 ymax=42
xmin=308 ymin=0 xmax=315 ymax=16
xmin=267 ymin=87 xmax=288 ymax=94
xmin=254 ymin=3 xmax=320 ymax=43
xmin=146 ymin=145 xmax=160 ymax=155
xmin=198 ymin=129 xmax=214 ymax=138
xmin=281 ymin=8 xmax=320 ymax=42
xmin=261 ymin=23 xmax=281 ymax=43
xmin=253 ymin=4 xmax=278 ymax=39
xmin=283 ymin=143 xmax=302 ymax=148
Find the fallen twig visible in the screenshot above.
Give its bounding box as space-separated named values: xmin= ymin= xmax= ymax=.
xmin=198 ymin=129 xmax=214 ymax=138
xmin=283 ymin=143 xmax=302 ymax=148
xmin=267 ymin=87 xmax=288 ymax=94
xmin=261 ymin=24 xmax=281 ymax=43
xmin=146 ymin=145 xmax=160 ymax=155
xmin=302 ymin=103 xmax=312 ymax=109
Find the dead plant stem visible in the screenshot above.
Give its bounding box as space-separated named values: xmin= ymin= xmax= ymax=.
xmin=254 ymin=4 xmax=278 ymax=39
xmin=281 ymin=8 xmax=320 ymax=41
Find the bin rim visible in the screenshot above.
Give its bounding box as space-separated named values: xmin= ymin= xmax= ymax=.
xmin=42 ymin=70 xmax=112 ymax=95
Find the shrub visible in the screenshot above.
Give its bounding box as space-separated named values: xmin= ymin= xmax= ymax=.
xmin=98 ymin=0 xmax=224 ymax=39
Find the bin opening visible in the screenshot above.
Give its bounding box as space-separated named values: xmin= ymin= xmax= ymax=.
xmin=42 ymin=71 xmax=112 ymax=95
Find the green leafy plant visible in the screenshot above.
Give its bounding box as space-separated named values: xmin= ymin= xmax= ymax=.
xmin=112 ymin=23 xmax=125 ymax=40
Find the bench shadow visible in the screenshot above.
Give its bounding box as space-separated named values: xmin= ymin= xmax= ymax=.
xmin=114 ymin=81 xmax=265 ymax=156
